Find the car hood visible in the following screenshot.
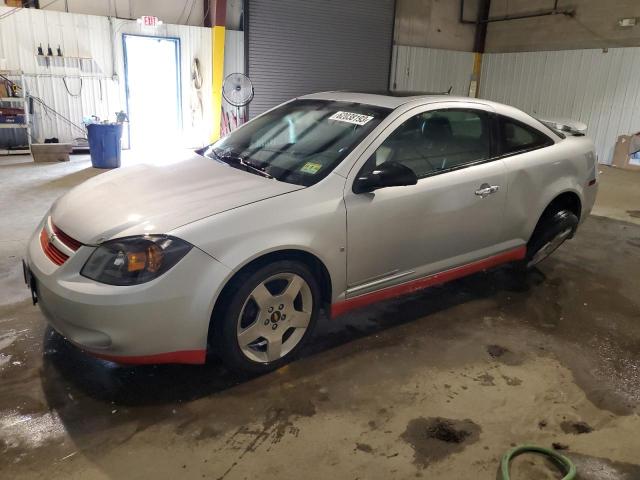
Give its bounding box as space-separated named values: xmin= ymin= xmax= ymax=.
xmin=51 ymin=155 xmax=304 ymax=244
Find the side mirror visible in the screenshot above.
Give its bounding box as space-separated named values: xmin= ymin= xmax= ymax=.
xmin=353 ymin=161 xmax=418 ymax=194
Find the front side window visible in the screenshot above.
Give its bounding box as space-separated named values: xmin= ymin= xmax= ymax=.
xmin=497 ymin=116 xmax=554 ymax=155
xmin=203 ymin=100 xmax=390 ymax=186
xmin=360 ymin=108 xmax=492 ymax=179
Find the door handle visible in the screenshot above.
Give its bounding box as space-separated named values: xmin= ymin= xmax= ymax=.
xmin=475 ymin=183 xmax=500 ymax=198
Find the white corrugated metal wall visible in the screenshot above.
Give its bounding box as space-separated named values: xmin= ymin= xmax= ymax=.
xmin=481 ymin=48 xmax=640 ymax=164
xmin=390 ymin=44 xmax=640 ymax=165
xmin=0 ymin=6 xmax=218 ymax=148
xmin=391 ymin=45 xmax=474 ymax=95
xmin=223 ymin=30 xmax=244 ymax=76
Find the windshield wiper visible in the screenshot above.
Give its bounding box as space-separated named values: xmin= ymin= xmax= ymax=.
xmin=211 ymin=149 xmax=273 ymax=179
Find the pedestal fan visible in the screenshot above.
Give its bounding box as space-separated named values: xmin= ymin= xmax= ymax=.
xmin=221 ymin=73 xmax=254 ymax=135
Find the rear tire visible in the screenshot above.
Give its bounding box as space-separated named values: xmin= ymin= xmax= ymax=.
xmin=524 ymin=209 xmax=578 ymax=269
xmin=211 ymin=260 xmax=321 ymax=375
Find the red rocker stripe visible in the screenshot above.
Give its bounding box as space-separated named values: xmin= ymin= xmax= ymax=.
xmin=88 ymin=349 xmax=207 ymax=365
xmin=331 ymin=246 xmax=526 ymax=318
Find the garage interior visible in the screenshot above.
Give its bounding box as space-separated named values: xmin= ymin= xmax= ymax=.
xmin=1 ymin=0 xmax=640 ymax=479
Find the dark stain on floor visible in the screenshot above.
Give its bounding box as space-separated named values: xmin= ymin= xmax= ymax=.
xmin=627 ymin=210 xmax=640 ymax=218
xmin=486 ymin=344 xmax=508 ymax=359
xmin=475 ymin=373 xmax=496 ymax=386
xmin=486 ymin=344 xmax=523 ymax=366
xmin=502 ymin=375 xmax=523 ymax=386
xmin=355 ymin=442 xmax=373 ymax=453
xmin=560 ymin=420 xmax=594 ymax=435
xmin=401 ymin=417 xmax=481 ymax=467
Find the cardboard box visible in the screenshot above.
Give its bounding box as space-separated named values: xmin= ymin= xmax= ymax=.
xmin=612 ymin=133 xmax=640 ymax=171
xmin=30 ymin=143 xmax=73 ymax=163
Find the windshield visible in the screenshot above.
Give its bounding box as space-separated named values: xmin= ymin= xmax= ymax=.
xmin=202 ymin=99 xmax=391 ymax=186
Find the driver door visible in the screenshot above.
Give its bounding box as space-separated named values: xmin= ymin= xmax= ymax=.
xmin=344 ymin=103 xmax=510 ymax=297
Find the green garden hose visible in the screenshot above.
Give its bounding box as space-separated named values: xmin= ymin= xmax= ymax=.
xmin=501 ymin=445 xmax=577 ymax=480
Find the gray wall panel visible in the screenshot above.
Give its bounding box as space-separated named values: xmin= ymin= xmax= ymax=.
xmin=390 ymin=45 xmax=474 ymax=95
xmin=480 ymin=48 xmax=640 ymax=164
xmin=248 ymin=0 xmax=395 ymax=118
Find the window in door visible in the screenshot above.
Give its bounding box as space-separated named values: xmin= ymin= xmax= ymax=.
xmin=497 ymin=116 xmax=554 ymax=155
xmin=361 ymin=109 xmax=492 ymax=179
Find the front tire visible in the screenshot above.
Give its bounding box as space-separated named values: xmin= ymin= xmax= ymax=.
xmin=525 ymin=209 xmax=578 ymax=269
xmin=211 ymin=260 xmax=321 ymax=374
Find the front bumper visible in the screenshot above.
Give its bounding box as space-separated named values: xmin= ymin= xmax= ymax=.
xmin=25 ymin=218 xmax=231 ymax=364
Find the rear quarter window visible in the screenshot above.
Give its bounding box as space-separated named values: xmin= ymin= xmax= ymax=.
xmin=498 ymin=115 xmax=554 ymax=156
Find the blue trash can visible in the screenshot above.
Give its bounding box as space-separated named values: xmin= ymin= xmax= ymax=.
xmin=87 ymin=123 xmax=123 ymax=169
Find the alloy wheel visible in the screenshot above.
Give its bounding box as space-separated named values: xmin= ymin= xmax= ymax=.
xmin=236 ymin=273 xmax=313 ymax=363
xmin=527 ymin=227 xmax=573 ymax=268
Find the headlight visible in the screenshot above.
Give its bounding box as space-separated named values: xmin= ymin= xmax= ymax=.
xmin=81 ymin=235 xmax=192 ymax=286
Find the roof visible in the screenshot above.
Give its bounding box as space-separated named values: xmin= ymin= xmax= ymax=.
xmin=298 ymin=91 xmax=565 ymax=142
xmin=299 ymin=90 xmax=481 ymax=109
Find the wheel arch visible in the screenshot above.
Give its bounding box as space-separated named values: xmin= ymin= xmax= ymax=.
xmin=207 ymin=248 xmax=333 ymax=344
xmin=530 ymin=190 xmax=582 ymax=241
xmin=541 ymin=190 xmax=582 ymax=221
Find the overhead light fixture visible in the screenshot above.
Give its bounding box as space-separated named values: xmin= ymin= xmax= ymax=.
xmin=617 ymin=17 xmax=637 ymax=27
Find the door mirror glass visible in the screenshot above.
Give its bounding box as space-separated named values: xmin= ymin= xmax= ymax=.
xmin=353 ymin=161 xmax=418 ymax=194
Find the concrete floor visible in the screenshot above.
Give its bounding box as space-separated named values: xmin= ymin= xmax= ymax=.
xmin=1 ymin=155 xmax=639 ymax=479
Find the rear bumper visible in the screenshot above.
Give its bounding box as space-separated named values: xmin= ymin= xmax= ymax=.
xmin=25 ymin=219 xmax=230 ymax=364
xmin=580 ymin=182 xmax=598 ymax=225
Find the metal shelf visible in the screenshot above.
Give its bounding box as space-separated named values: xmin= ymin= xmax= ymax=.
xmin=36 ymin=54 xmax=93 ymax=60
xmin=0 ymin=71 xmax=31 ymax=156
xmin=0 ymin=148 xmax=30 ymax=155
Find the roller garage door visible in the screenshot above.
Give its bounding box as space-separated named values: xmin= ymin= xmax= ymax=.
xmin=247 ymin=0 xmax=395 ymax=118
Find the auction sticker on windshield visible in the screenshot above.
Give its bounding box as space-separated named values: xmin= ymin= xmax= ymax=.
xmin=329 ymin=111 xmax=374 ymax=126
xmin=300 ymin=162 xmax=322 ymax=174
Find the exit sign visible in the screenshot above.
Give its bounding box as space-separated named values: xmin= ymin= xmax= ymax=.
xmin=137 ymin=16 xmax=163 ymax=27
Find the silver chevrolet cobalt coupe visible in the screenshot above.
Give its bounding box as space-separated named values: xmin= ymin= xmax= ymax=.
xmin=25 ymin=92 xmax=598 ymax=373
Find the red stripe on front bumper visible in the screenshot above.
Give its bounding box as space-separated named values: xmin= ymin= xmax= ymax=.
xmin=40 ymin=229 xmax=69 ymax=265
xmin=52 ymin=223 xmax=82 ymax=251
xmin=88 ymin=349 xmax=207 ymax=365
xmin=331 ymin=246 xmax=526 ymax=318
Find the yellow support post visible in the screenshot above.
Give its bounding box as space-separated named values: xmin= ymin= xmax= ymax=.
xmin=469 ymin=52 xmax=482 ymax=98
xmin=211 ymin=24 xmax=226 ymax=141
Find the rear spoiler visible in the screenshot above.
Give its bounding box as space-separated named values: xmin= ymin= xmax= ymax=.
xmin=537 ymin=117 xmax=587 ymax=137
